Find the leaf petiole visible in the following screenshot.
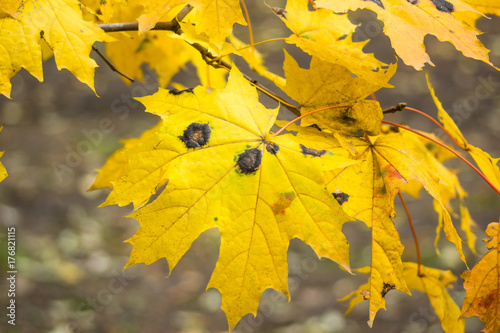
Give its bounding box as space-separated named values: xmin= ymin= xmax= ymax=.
xmin=382 ymin=120 xmax=500 ymax=196
xmin=398 ymin=191 xmax=423 ymax=277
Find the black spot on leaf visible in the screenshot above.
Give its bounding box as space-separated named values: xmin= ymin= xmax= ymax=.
xmin=407 ymin=0 xmax=418 ymax=4
xmin=430 ymin=0 xmax=454 ymax=12
xmin=169 ymin=88 xmax=194 ymax=95
xmin=300 ymin=144 xmax=327 ymax=157
xmin=332 ymin=192 xmax=349 ymax=205
xmin=236 ymin=148 xmax=262 ymax=175
xmin=265 ymin=142 xmax=279 ymax=155
xmin=178 ymin=123 xmax=211 ymax=149
xmin=365 ymin=0 xmax=385 ymax=9
xmin=381 ymin=282 xmax=395 ymax=298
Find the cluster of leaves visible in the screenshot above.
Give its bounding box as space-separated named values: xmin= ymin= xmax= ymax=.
xmin=1 ymin=0 xmax=500 ymax=331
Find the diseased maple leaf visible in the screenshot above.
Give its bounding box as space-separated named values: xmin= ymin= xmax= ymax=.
xmin=0 ymin=0 xmax=113 ymax=98
xmin=276 ymin=0 xmax=393 ymax=86
xmin=281 ymin=51 xmax=396 ymax=136
xmin=97 ymin=67 xmax=357 ymax=330
xmin=317 ymin=0 xmax=497 ymax=70
xmin=321 ymin=130 xmax=466 ymax=325
xmin=461 ymin=221 xmax=500 ymax=333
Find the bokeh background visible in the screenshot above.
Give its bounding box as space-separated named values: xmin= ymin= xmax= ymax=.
xmin=0 ymin=1 xmax=499 ymax=332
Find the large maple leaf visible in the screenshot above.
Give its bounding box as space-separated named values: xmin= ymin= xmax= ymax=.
xmin=316 ymin=0 xmax=497 ymax=70
xmin=96 ymin=68 xmax=357 ymax=329
xmin=0 ymin=0 xmax=113 ymax=97
xmin=461 ymin=221 xmax=500 ymax=333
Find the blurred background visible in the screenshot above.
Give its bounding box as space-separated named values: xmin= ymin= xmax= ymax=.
xmin=0 ymin=1 xmax=499 ymax=332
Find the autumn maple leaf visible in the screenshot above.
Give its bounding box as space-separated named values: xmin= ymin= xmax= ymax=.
xmin=94 ymin=67 xmax=357 ymax=330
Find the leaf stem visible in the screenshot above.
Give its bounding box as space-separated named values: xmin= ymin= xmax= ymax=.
xmin=403 ymin=107 xmax=467 ymax=151
xmin=92 ymin=45 xmax=134 ymax=82
xmin=270 ymin=105 xmax=353 ymax=138
xmin=240 ymin=0 xmax=254 ymax=54
xmin=382 ymin=120 xmax=500 ymax=196
xmin=398 ymin=191 xmax=422 ymax=277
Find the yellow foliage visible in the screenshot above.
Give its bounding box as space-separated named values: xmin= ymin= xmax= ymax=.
xmin=317 ymin=0 xmax=496 ymax=70
xmin=461 ymin=221 xmax=500 ymax=333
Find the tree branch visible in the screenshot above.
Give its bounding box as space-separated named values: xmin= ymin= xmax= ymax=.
xmin=92 ymin=45 xmax=134 ymax=82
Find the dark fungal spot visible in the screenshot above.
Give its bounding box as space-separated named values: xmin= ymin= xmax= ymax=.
xmin=332 ymin=192 xmax=349 ymax=205
xmin=265 ymin=142 xmax=279 ymax=155
xmin=430 ymin=0 xmax=454 ymax=12
xmin=366 ymin=0 xmax=385 ymax=9
xmin=169 ymin=88 xmax=194 ymax=95
xmin=178 ymin=123 xmax=211 ymax=149
xmin=407 ymin=0 xmax=418 ymax=4
xmin=381 ymin=282 xmax=395 ymax=298
xmin=300 ymin=144 xmax=327 ymax=157
xmin=236 ymin=148 xmax=262 ymax=175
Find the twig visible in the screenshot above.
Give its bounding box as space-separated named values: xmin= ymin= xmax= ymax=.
xmin=382 ymin=102 xmax=407 ymax=114
xmin=98 ymin=21 xmax=177 ymax=33
xmin=92 ymin=45 xmax=135 ymax=82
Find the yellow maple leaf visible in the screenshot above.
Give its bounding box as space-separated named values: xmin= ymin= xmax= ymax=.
xmin=403 ymin=262 xmax=465 ymax=333
xmin=97 ymin=67 xmax=356 ymax=329
xmin=317 ymin=0 xmax=496 ymax=70
xmin=137 ymin=0 xmax=185 ymax=33
xmin=323 ymin=131 xmax=467 ymax=325
xmin=461 ymin=221 xmax=500 ymax=333
xmin=427 ymin=76 xmax=500 ymax=190
xmin=281 ymin=51 xmax=396 ymax=136
xmin=0 ymin=0 xmax=113 ymax=98
xmin=277 ymin=0 xmax=394 ymax=87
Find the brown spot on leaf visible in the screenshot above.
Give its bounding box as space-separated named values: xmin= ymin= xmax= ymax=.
xmin=169 ymin=88 xmax=194 ymax=95
xmin=430 ymin=0 xmax=454 ymax=12
xmin=265 ymin=142 xmax=279 ymax=155
xmin=271 ymin=192 xmax=296 ymax=215
xmin=300 ymin=144 xmax=327 ymax=157
xmin=236 ymin=148 xmax=262 ymax=175
xmin=332 ymin=192 xmax=349 ymax=205
xmin=381 ymin=282 xmax=395 ymax=298
xmin=178 ymin=123 xmax=211 ymax=149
